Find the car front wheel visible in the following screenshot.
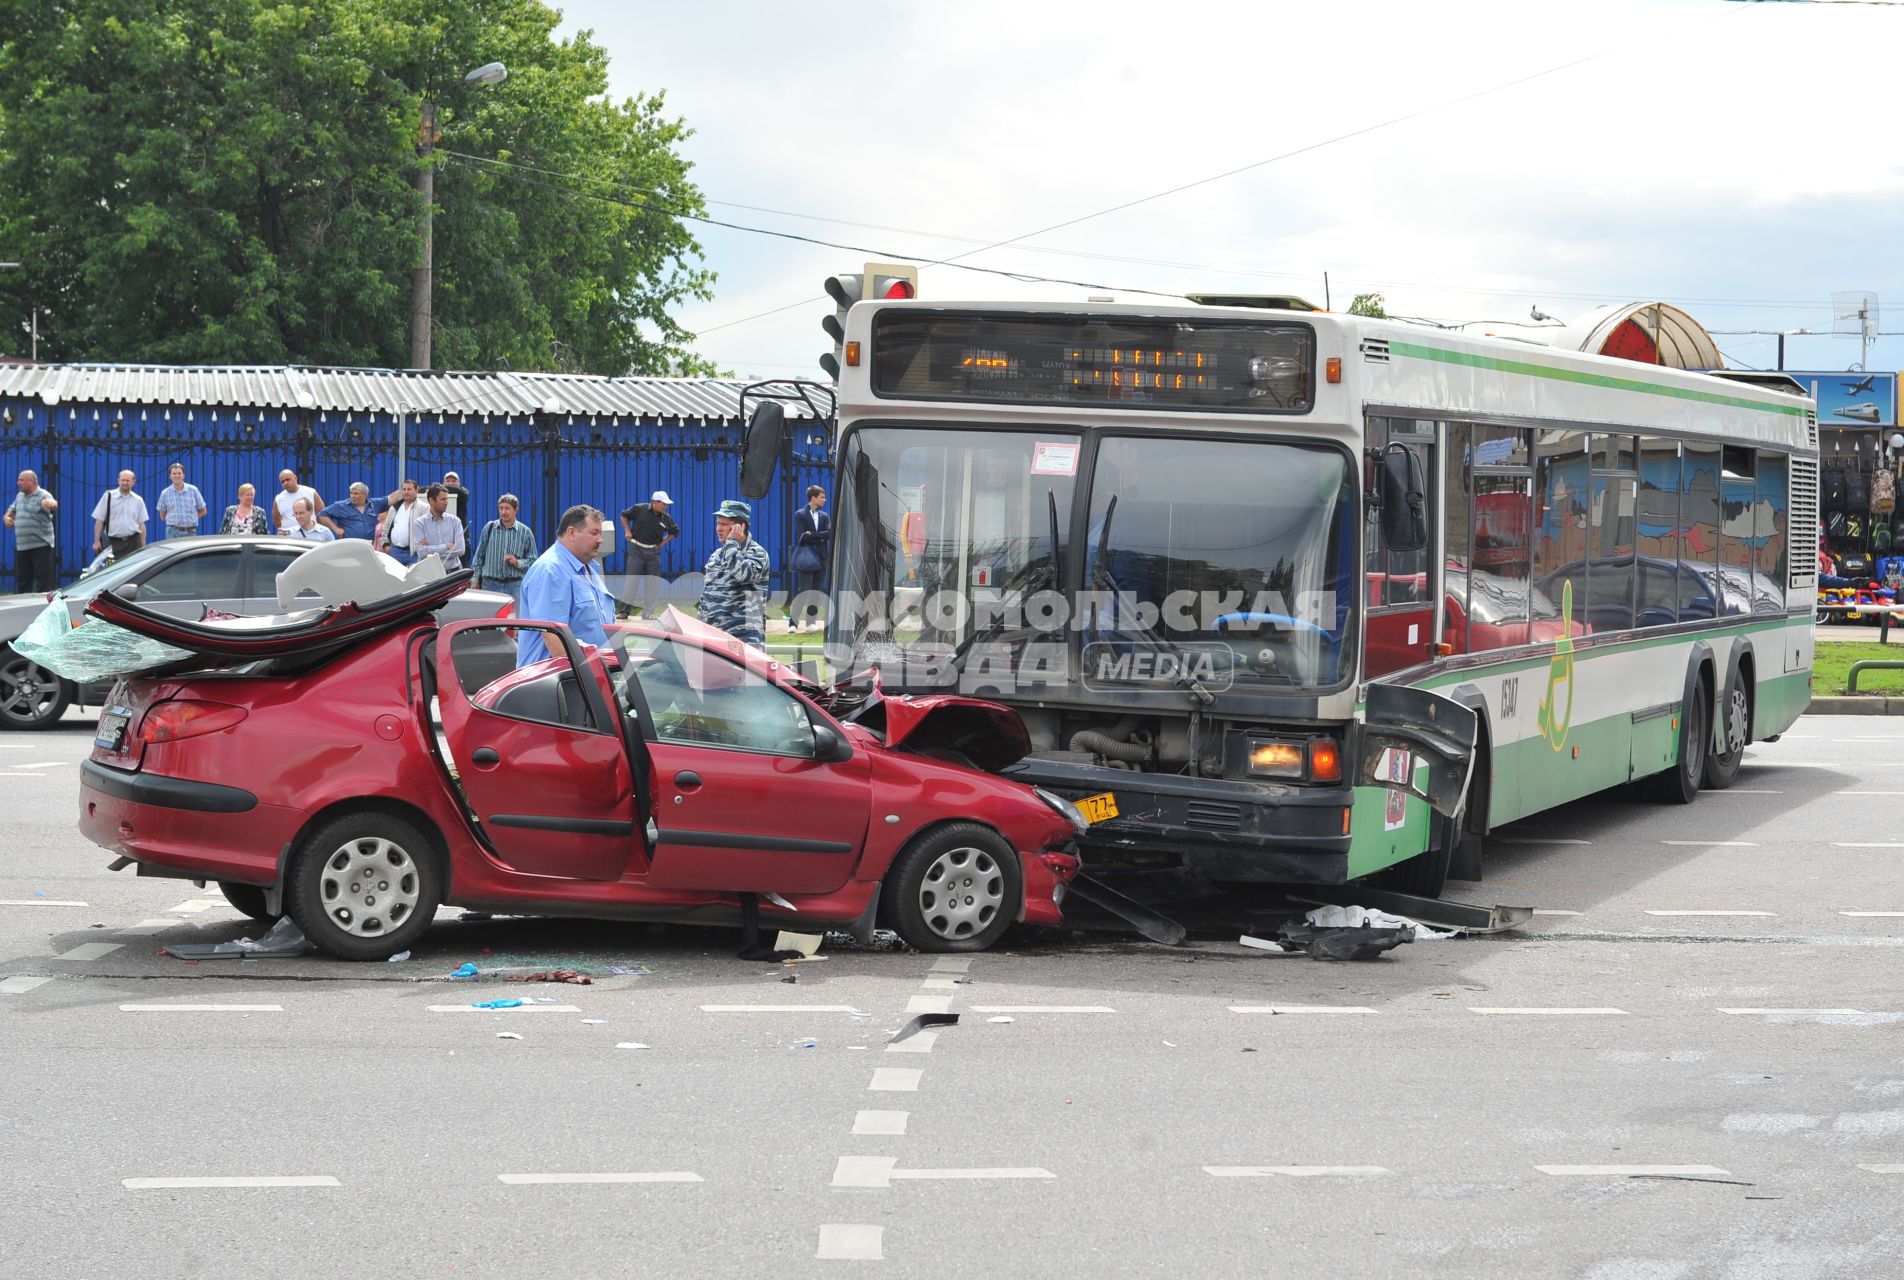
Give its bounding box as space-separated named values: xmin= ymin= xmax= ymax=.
xmin=285 ymin=813 xmax=440 ymax=960
xmin=887 ymin=823 xmax=1022 ymax=954
xmin=0 ymin=647 xmax=74 ymax=730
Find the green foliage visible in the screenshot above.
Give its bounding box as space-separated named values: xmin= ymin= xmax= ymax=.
xmin=0 ymin=0 xmax=717 ymax=374
xmin=1347 ymin=292 xmax=1387 ymax=319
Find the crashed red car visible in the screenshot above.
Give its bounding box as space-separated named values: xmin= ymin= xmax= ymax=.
xmin=75 ymin=575 xmax=1084 ymax=959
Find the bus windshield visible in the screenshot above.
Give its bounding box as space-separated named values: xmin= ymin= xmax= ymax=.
xmin=832 ymin=426 xmax=1356 ymax=693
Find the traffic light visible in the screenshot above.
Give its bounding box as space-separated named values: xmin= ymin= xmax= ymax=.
xmin=819 ymin=262 xmax=920 ymax=380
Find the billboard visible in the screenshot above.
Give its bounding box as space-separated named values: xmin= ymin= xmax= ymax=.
xmin=1787 ymin=370 xmax=1898 ymax=427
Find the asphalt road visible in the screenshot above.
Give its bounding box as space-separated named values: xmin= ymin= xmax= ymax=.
xmin=4 ymin=708 xmax=1902 ymax=1279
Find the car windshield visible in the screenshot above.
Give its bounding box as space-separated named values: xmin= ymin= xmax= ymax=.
xmin=67 ymin=544 xmax=168 ymax=596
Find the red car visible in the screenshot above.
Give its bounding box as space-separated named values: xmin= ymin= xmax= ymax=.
xmin=76 ymin=575 xmax=1084 ymax=959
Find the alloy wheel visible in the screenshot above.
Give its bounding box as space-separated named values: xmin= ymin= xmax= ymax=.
xmin=0 ymin=656 xmax=60 ymax=725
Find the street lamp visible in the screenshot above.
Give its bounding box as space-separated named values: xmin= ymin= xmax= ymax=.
xmin=411 ymin=62 xmax=508 ymax=371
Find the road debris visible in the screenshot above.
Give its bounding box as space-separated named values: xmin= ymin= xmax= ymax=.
xmin=520 ymin=969 xmax=593 ymax=985
xmin=615 ymin=1042 xmax=650 ymax=1050
xmin=496 ymin=1032 xmax=523 ymax=1040
xmin=891 ymin=1012 xmax=960 ymax=1043
xmin=988 ymin=1016 xmax=1014 ymax=1024
xmin=162 ymin=916 xmax=310 ymax=960
xmin=450 ymin=963 xmax=479 ymax=978
xmin=472 ymin=998 xmax=526 ymax=1009
xmin=387 ymin=951 xmax=411 ymax=963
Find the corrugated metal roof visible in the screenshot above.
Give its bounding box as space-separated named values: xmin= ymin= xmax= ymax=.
xmin=0 ymin=363 xmax=828 ymax=422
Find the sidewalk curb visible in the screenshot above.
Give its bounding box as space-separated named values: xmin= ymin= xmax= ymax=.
xmin=1807 ymin=696 xmax=1904 ymax=716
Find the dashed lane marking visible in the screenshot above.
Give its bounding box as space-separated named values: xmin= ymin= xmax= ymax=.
xmin=1229 ymin=1005 xmax=1377 ymax=1015
xmin=0 ymin=900 xmax=87 ymax=907
xmin=1859 ymin=1165 xmax=1904 ymax=1174
xmin=120 ymin=1004 xmax=283 ymax=1013
xmin=1644 ymin=910 xmax=1775 ymax=917
xmin=1205 ymin=1166 xmax=1392 ymax=1177
xmin=1536 ymin=1165 xmax=1734 ymax=1178
xmin=426 ymin=1004 xmax=582 ymax=1013
xmin=966 ymin=1005 xmax=1114 ymax=1014
xmin=853 ymin=1111 xmax=908 ymax=1136
xmin=1722 ymin=789 xmax=1782 ymax=794
xmin=1497 ymin=837 xmax=1592 ymax=845
xmin=57 ymin=943 xmax=122 ymax=962
xmin=1470 ymin=1008 xmax=1627 ymax=1016
xmin=868 ymin=1068 xmax=922 ymax=1093
xmin=1659 ymin=841 xmax=1758 ymax=847
xmin=698 ymin=1004 xmax=862 ymax=1013
xmin=816 ymin=1225 xmax=884 ymax=1261
xmin=1832 ymin=842 xmax=1904 ymax=849
xmin=1841 ymin=791 xmax=1904 ymax=797
xmin=1717 ymin=1007 xmax=1867 ymax=1016
xmin=497 ymin=1172 xmax=702 ymax=1185
xmin=885 ymin=1031 xmax=937 ymax=1054
xmin=906 ymin=994 xmax=953 ymax=1015
xmin=1 ymin=976 xmax=52 ymax=994
xmin=12 ymin=761 xmax=68 ymax=768
xmin=929 ymin=957 xmax=972 ymax=974
xmin=123 ymin=1176 xmax=339 ymax=1189
xmin=166 ymin=898 xmax=223 ymax=914
xmin=1841 ymin=911 xmax=1904 ymax=917
xmin=921 ymin=976 xmax=962 ymax=990
xmin=831 ymin=1156 xmax=1053 ymax=1188
xmin=117 ymin=919 xmax=183 ymax=935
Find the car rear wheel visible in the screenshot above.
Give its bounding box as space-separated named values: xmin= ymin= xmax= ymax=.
xmin=887 ymin=823 xmax=1021 ymax=954
xmin=217 ymin=881 xmax=277 ymax=922
xmin=0 ymin=647 xmax=74 ymax=731
xmin=285 ymin=813 xmax=440 ymax=961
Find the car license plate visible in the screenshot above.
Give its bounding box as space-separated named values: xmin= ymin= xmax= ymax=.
xmin=1077 ymin=791 xmax=1119 ymax=824
xmin=95 ymin=706 xmax=131 ymax=751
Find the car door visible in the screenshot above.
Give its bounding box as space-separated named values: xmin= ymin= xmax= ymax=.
xmin=127 ymin=546 xmax=249 ymax=619
xmin=615 ymin=634 xmax=871 ymax=894
xmin=434 ymin=620 xmax=639 ymax=881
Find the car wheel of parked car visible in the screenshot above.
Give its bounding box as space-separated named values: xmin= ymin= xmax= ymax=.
xmin=217 ymin=881 xmax=277 ymax=922
xmin=887 ymin=823 xmax=1022 ymax=953
xmin=285 ymin=813 xmax=440 ymax=961
xmin=0 ymin=647 xmax=74 ymax=731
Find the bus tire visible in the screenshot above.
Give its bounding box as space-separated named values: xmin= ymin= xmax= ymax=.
xmin=1381 ymin=812 xmax=1452 ymax=898
xmin=1646 ymin=674 xmax=1708 ymax=805
xmin=1703 ymin=671 xmax=1750 ymax=791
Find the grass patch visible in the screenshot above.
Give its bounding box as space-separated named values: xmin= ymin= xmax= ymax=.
xmin=1812 ymin=639 xmax=1904 ymax=695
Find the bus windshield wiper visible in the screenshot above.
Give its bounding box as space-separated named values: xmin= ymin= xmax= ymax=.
xmin=951 ymin=492 xmax=1065 ymax=667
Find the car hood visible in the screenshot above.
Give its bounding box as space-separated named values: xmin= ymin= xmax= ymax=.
xmin=878 ymin=694 xmax=1032 ymax=773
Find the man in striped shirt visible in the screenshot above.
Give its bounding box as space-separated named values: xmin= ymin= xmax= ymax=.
xmin=471 ymin=494 xmax=538 ymax=601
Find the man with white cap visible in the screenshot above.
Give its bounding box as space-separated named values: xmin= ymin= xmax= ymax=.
xmin=619 ymin=489 xmax=679 ymax=619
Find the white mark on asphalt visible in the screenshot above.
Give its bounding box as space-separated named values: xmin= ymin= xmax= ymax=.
xmin=1536 ymin=1165 xmax=1733 ymax=1178
xmin=123 ymin=1176 xmax=339 ymax=1188
xmin=906 ymin=994 xmax=953 ymax=1015
xmin=1204 ymin=1166 xmax=1392 ymax=1177
xmin=1841 ymin=911 xmax=1904 ymax=917
xmin=929 ymin=957 xmax=972 ymax=974
xmin=831 ymin=1156 xmax=1052 ymax=1188
xmin=868 ymin=1068 xmax=922 ymax=1092
xmin=965 ymin=1005 xmax=1114 ymax=1014
xmin=120 ymin=1004 xmax=283 ymax=1012
xmin=1722 ymin=789 xmax=1782 ymax=794
xmin=496 ymin=1172 xmax=702 ymax=1184
xmin=1841 ymin=791 xmax=1904 ymax=796
xmin=1832 ymin=842 xmax=1904 ymax=849
xmin=886 ymin=1031 xmax=937 ymax=1054
xmin=1832 ymin=1111 xmax=1904 ymax=1137
xmin=853 ymin=1110 xmax=908 ymax=1136
xmin=57 ymin=942 xmax=122 ymax=962
xmin=1228 ymin=1005 xmax=1377 ymax=1015
xmin=1470 ymin=1008 xmax=1628 ymax=1016
xmin=1722 ymin=1114 xmax=1820 ymax=1135
xmin=1658 ymin=841 xmax=1758 ymax=847
xmin=0 ymin=899 xmax=87 ymax=907
xmin=165 ymin=898 xmax=222 ymax=914
xmin=12 ymin=761 xmax=68 ymax=768
xmin=921 ymin=976 xmax=961 ymax=989
xmin=0 ymin=976 xmax=52 ymax=994
xmin=426 ymin=1004 xmax=582 ymax=1013
xmin=1644 ymin=910 xmax=1775 ymax=917
xmin=1497 ymin=837 xmax=1592 ymax=845
xmin=1532 ymin=909 xmax=1583 ymax=916
xmin=816 ymin=1225 xmax=884 ymax=1261
xmin=116 ymin=919 xmax=182 ymax=935
xmin=1859 ymin=1164 xmax=1904 ymax=1174
xmin=698 ymin=1004 xmax=863 ymax=1013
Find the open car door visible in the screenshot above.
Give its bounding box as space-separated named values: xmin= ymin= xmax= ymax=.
xmin=433 ymin=620 xmax=639 ymax=882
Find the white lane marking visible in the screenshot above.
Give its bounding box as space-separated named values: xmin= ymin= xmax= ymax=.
xmin=123 ymin=1176 xmax=339 ymax=1188
xmin=868 ymin=1068 xmax=921 ymax=1092
xmin=816 ymin=1225 xmax=884 ymax=1261
xmin=1 ymin=976 xmax=52 ymax=994
xmin=13 ymin=761 xmax=68 ymax=768
xmin=906 ymin=994 xmax=953 ymax=1015
xmin=1644 ymin=910 xmax=1775 ymax=917
xmin=1659 ymin=841 xmax=1758 ymax=847
xmin=1536 ymin=1165 xmax=1734 ymax=1178
xmin=1470 ymin=1007 xmax=1627 ymax=1016
xmin=1841 ymin=791 xmax=1904 ymax=796
xmin=0 ymin=773 xmax=43 ymax=778
xmin=426 ymin=1004 xmax=582 ymax=1013
xmin=1859 ymin=1164 xmax=1904 ymax=1174
xmin=1841 ymin=911 xmax=1904 ymax=917
xmin=1718 ymin=1007 xmax=1866 ymax=1016
xmin=966 ymin=1005 xmax=1114 ymax=1014
xmin=117 ymin=919 xmax=182 ymax=935
xmin=853 ymin=1110 xmax=908 ymax=1136
xmin=1229 ymin=1005 xmax=1377 ymax=1015
xmin=58 ymin=942 xmax=122 ymax=962
xmin=1723 ymin=789 xmax=1782 ymax=794
xmin=830 ymin=1156 xmax=1053 ymax=1188
xmin=885 ymin=1031 xmax=937 ymax=1054
xmin=496 ymin=1172 xmax=701 ymax=1185
xmin=1832 ymin=842 xmax=1904 ymax=849
xmin=0 ymin=899 xmax=87 ymax=907
xmin=921 ymin=976 xmax=961 ymax=990
xmin=120 ymin=1004 xmax=283 ymax=1013
xmin=698 ymin=1004 xmax=862 ymax=1013
xmin=1532 ymin=909 xmax=1583 ymax=916
xmin=929 ymin=957 xmax=972 ymax=974
xmin=1497 ymin=837 xmax=1592 ymax=845
xmin=1205 ymin=1166 xmax=1392 ymax=1177
xmin=166 ymin=898 xmax=222 ymax=914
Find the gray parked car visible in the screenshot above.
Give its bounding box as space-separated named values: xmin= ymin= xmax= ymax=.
xmin=0 ymin=535 xmax=514 ymax=730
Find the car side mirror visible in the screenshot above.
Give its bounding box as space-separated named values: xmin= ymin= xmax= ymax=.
xmin=811 ymin=721 xmax=853 ymax=764
xmin=112 ymin=583 xmax=141 ymax=603
xmin=1378 ymin=447 xmax=1428 ymax=553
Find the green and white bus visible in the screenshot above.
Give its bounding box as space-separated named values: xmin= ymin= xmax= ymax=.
xmin=770 ymin=298 xmax=1817 ymax=896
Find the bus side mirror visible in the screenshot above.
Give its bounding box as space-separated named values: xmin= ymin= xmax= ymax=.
xmin=739 ymin=401 xmax=786 ymax=500
xmin=1379 ymin=448 xmax=1428 ymax=553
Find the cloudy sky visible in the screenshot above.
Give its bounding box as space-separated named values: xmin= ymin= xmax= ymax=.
xmin=556 ymin=0 xmax=1902 ymax=388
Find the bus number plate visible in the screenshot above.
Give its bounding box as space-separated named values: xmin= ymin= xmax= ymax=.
xmin=1077 ymin=792 xmax=1119 ymax=824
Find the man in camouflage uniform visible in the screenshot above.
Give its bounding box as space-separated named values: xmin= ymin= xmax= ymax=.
xmin=698 ymin=499 xmax=771 ymax=648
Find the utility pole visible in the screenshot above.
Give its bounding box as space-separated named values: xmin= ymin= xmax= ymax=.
xmin=410 ymin=101 xmax=438 ymax=371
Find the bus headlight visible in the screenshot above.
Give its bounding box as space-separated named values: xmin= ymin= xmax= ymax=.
xmin=1247 ymin=739 xmax=1305 ymax=778
xmin=1034 ymin=788 xmax=1090 ymax=835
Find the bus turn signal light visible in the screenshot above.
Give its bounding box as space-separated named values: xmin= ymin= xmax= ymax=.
xmin=1308 ymin=739 xmax=1342 ymax=782
xmin=845 ymin=341 xmax=861 ymax=367
xmin=1325 ymin=356 xmax=1342 ymax=383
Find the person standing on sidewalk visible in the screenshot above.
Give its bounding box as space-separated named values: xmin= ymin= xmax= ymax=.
xmin=155 ymin=463 xmax=207 ymax=538
xmin=411 ymin=483 xmax=466 ymax=571
xmin=91 ymin=471 xmax=148 ymax=560
xmin=790 ymin=485 xmax=830 ymax=632
xmin=471 ymin=494 xmax=538 ymax=602
xmin=377 ymin=478 xmax=427 ymax=565
xmin=6 ymin=470 xmax=59 ymax=592
xmin=698 ymin=499 xmax=771 ymax=649
xmin=514 ymin=505 xmax=613 ymax=667
xmin=619 ymin=490 xmax=679 ymax=618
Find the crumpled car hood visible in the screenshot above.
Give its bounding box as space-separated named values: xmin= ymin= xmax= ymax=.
xmin=879 ymin=695 xmax=1032 ymax=773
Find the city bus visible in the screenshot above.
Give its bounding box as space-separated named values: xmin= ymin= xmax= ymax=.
xmin=750 ymin=296 xmax=1818 ymax=897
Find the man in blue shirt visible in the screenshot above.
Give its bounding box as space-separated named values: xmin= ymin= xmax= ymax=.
xmin=317 ymin=482 xmax=385 ymax=541
xmin=155 ymin=464 xmax=207 ymax=538
xmin=514 ymin=504 xmax=613 ymax=667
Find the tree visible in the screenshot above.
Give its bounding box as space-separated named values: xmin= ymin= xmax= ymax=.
xmin=1347 ymin=292 xmax=1387 ymax=319
xmin=0 ymin=0 xmax=718 ymax=374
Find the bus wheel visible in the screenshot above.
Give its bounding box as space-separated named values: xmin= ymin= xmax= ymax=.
xmin=1703 ymin=675 xmax=1749 ymax=791
xmin=1381 ymin=812 xmax=1453 ymax=898
xmin=1647 ymin=676 xmax=1708 ymax=805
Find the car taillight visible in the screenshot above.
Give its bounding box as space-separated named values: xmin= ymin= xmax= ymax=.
xmin=495 ymin=600 xmax=515 ymax=620
xmin=139 ymin=699 xmax=248 ymax=744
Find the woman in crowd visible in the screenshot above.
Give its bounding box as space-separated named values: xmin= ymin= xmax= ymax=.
xmin=220 ymin=483 xmax=269 ymax=535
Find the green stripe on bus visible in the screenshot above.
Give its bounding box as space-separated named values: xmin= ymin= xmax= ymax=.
xmin=1387 ymin=341 xmax=1809 ymax=418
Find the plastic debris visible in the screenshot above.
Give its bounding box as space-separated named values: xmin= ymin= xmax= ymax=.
xmin=780 ymin=970 xmax=798 ymax=984
xmin=387 ymin=951 xmax=411 ymax=963
xmin=764 ymin=892 xmax=798 ymax=912
xmin=496 ymin=1031 xmax=523 ymax=1040
xmin=800 ymin=1039 xmax=817 ymax=1049
xmin=461 ymin=911 xmax=494 ymax=922
xmin=1303 ymin=904 xmax=1459 ymax=940
xmin=450 ymin=963 xmax=479 ymax=978
xmin=615 ymin=1042 xmax=649 ymax=1050
xmin=472 ymin=998 xmax=526 ymax=1009
xmin=774 ymin=930 xmax=824 ymax=956
xmin=607 ymin=965 xmax=651 ymax=976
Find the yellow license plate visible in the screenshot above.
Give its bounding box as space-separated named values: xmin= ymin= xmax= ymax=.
xmin=1077 ymin=792 xmax=1119 ymax=824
